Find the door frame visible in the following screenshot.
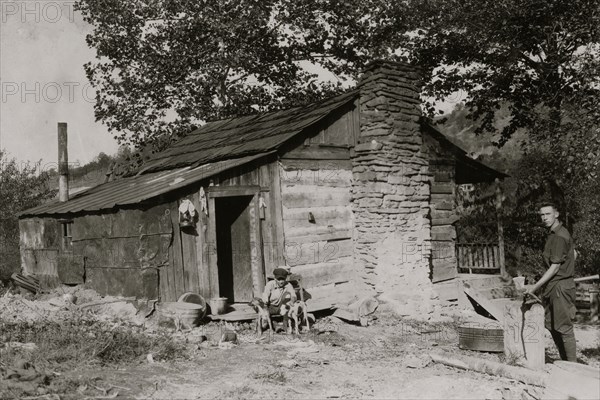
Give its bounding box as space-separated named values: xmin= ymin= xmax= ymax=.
xmin=206 ymin=186 xmax=264 ymax=301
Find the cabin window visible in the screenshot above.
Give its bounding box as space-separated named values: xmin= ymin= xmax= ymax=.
xmin=60 ymin=220 xmax=73 ymax=249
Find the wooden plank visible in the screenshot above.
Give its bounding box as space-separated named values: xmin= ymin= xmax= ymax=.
xmin=249 ymin=194 xmax=264 ymax=298
xmin=180 ymin=225 xmax=199 ymax=294
xmin=283 ymin=206 xmax=352 ymax=221
xmin=431 ymin=225 xmax=456 ymax=241
xmin=282 ymin=187 xmax=351 ymax=208
xmin=280 ymin=158 xmax=353 ymax=171
xmin=285 ymin=239 xmax=353 ymax=267
xmin=463 ymin=286 xmax=505 ymax=324
xmin=206 ymin=185 xmax=261 ymax=197
xmin=259 ymin=191 xmax=273 ymax=288
xmin=431 ymin=183 xmax=453 ymax=194
xmin=284 ymin=218 xmax=352 ymax=239
xmin=290 ymin=256 xmax=355 ymax=288
xmin=280 ymin=165 xmax=352 ymax=186
xmin=281 ymin=145 xmax=351 ymax=160
xmin=170 ymin=202 xmax=186 ymax=299
xmin=285 ymin=229 xmax=352 ymax=244
xmin=431 ymin=258 xmax=458 ymax=283
xmin=432 ymin=200 xmax=453 ymax=211
xmin=272 ymin=162 xmax=285 ymax=266
xmin=207 ymin=196 xmax=220 ymax=298
xmin=192 ymin=191 xmax=211 ymax=300
xmin=431 ymin=216 xmax=460 ymax=226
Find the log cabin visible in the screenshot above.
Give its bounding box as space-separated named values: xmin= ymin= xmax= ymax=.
xmin=18 ymin=61 xmax=507 ymax=316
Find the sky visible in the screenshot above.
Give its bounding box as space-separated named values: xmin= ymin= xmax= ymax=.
xmin=0 ymin=1 xmax=118 ymax=168
xmin=0 ymin=1 xmax=459 ymax=169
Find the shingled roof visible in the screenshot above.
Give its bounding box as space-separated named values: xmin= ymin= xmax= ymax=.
xmin=19 ymin=90 xmax=359 ymax=217
xmin=138 ymin=90 xmax=359 ymax=174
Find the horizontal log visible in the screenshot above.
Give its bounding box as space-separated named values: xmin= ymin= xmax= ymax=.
xmin=282 ymin=187 xmax=351 ymax=208
xmin=284 ymin=239 xmax=353 ymax=267
xmin=280 ymin=169 xmax=352 ymax=187
xmin=289 ymin=257 xmax=355 ymax=288
xmin=430 ymin=352 xmax=547 ymax=387
xmin=286 ymin=230 xmax=352 ymax=244
xmin=431 ymin=183 xmax=453 ymax=194
xmin=431 ymin=259 xmax=458 ymax=283
xmin=431 ymin=216 xmax=460 ymax=226
xmin=304 ymin=282 xmax=373 ymax=312
xmin=282 ymin=146 xmax=351 ymax=160
xmin=284 ymin=221 xmax=353 ymax=240
xmin=283 ymin=205 xmax=352 ymax=221
xmin=432 ymin=201 xmax=454 ymax=211
xmin=431 ymin=226 xmax=456 ymax=241
xmin=281 ymin=159 xmax=353 ymax=171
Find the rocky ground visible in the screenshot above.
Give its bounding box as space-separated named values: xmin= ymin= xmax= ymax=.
xmin=1 ymin=285 xmax=598 ymax=399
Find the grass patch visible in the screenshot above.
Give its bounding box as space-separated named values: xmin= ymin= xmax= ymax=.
xmin=1 ymin=317 xmax=189 ymax=398
xmin=1 ymin=318 xmax=187 ymax=368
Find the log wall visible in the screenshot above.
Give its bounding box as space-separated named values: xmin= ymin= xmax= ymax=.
xmin=424 ymin=132 xmax=459 ymax=283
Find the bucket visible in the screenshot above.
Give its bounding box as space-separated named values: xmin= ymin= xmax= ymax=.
xmin=158 ymin=302 xmax=205 ymax=329
xmin=178 ymin=292 xmax=207 ymax=319
xmin=209 ymin=297 xmax=228 ymax=315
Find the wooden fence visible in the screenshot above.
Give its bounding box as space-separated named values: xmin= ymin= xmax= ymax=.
xmin=456 ymin=243 xmax=502 ymax=274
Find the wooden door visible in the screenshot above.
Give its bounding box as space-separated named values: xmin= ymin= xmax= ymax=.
xmin=215 ymin=195 xmax=254 ymax=302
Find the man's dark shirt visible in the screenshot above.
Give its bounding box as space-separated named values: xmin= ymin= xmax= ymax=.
xmin=542 ymin=222 xmax=575 ymax=296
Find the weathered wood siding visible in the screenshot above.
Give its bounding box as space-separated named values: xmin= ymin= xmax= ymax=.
xmin=70 ymin=204 xmax=171 ymax=299
xmin=424 ymin=133 xmax=459 ymax=283
xmin=19 ymin=218 xmax=63 ymax=288
xmin=278 ymin=106 xmax=361 ymax=308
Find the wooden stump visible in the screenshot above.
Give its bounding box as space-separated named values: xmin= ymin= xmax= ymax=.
xmin=503 ymin=300 xmax=545 ymax=370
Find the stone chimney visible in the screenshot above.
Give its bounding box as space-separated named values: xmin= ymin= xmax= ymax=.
xmin=58 ymin=122 xmax=69 ymax=202
xmin=352 ymin=61 xmax=435 ymax=317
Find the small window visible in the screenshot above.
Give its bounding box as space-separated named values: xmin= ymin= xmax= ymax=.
xmin=60 ymin=220 xmax=73 ymax=250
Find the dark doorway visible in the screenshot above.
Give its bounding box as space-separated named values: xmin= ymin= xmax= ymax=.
xmin=214 ymin=195 xmax=254 ymax=302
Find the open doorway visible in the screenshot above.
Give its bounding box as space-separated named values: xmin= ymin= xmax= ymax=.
xmin=214 ymin=195 xmax=254 ymax=302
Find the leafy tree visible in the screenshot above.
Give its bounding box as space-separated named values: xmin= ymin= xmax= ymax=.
xmin=76 ymin=0 xmax=375 ymax=150
xmin=0 ymin=152 xmax=56 ymax=280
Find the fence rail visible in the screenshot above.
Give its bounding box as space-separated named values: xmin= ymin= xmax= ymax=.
xmin=456 ymin=243 xmax=502 ymax=273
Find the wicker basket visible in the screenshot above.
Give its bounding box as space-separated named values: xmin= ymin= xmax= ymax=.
xmin=458 ymin=324 xmax=504 ymax=353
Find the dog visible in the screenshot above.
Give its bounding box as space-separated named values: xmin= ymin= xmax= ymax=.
xmin=286 ymin=299 xmax=310 ymax=335
xmin=248 ymin=297 xmax=273 ymax=336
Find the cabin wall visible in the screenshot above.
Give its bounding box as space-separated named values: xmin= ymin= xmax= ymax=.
xmin=277 ymin=105 xmax=371 ymax=310
xmin=423 ymin=133 xmax=459 ymax=284
xmin=352 ymin=62 xmax=436 ymax=316
xmin=19 ymin=217 xmax=64 ymax=288
xmin=69 ymin=204 xmax=171 ymax=299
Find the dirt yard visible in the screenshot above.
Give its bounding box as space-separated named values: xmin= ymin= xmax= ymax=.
xmin=1 ymin=286 xmax=598 ymax=400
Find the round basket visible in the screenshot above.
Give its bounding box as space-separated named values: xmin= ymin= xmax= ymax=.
xmin=158 ymin=301 xmax=205 ymax=328
xmin=178 ymin=292 xmax=208 ymax=319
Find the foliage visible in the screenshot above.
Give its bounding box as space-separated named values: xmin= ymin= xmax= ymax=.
xmin=0 ymin=152 xmax=56 ymax=280
xmin=447 ymin=107 xmax=599 ymax=278
xmin=75 ymin=0 xmax=374 ymax=151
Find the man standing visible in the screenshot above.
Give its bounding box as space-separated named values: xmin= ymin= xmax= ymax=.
xmin=526 ymin=203 xmax=577 ymax=362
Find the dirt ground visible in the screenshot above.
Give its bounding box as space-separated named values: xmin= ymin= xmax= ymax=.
xmin=61 ymin=311 xmax=599 ymax=400
xmin=1 ymin=286 xmax=599 ymax=400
